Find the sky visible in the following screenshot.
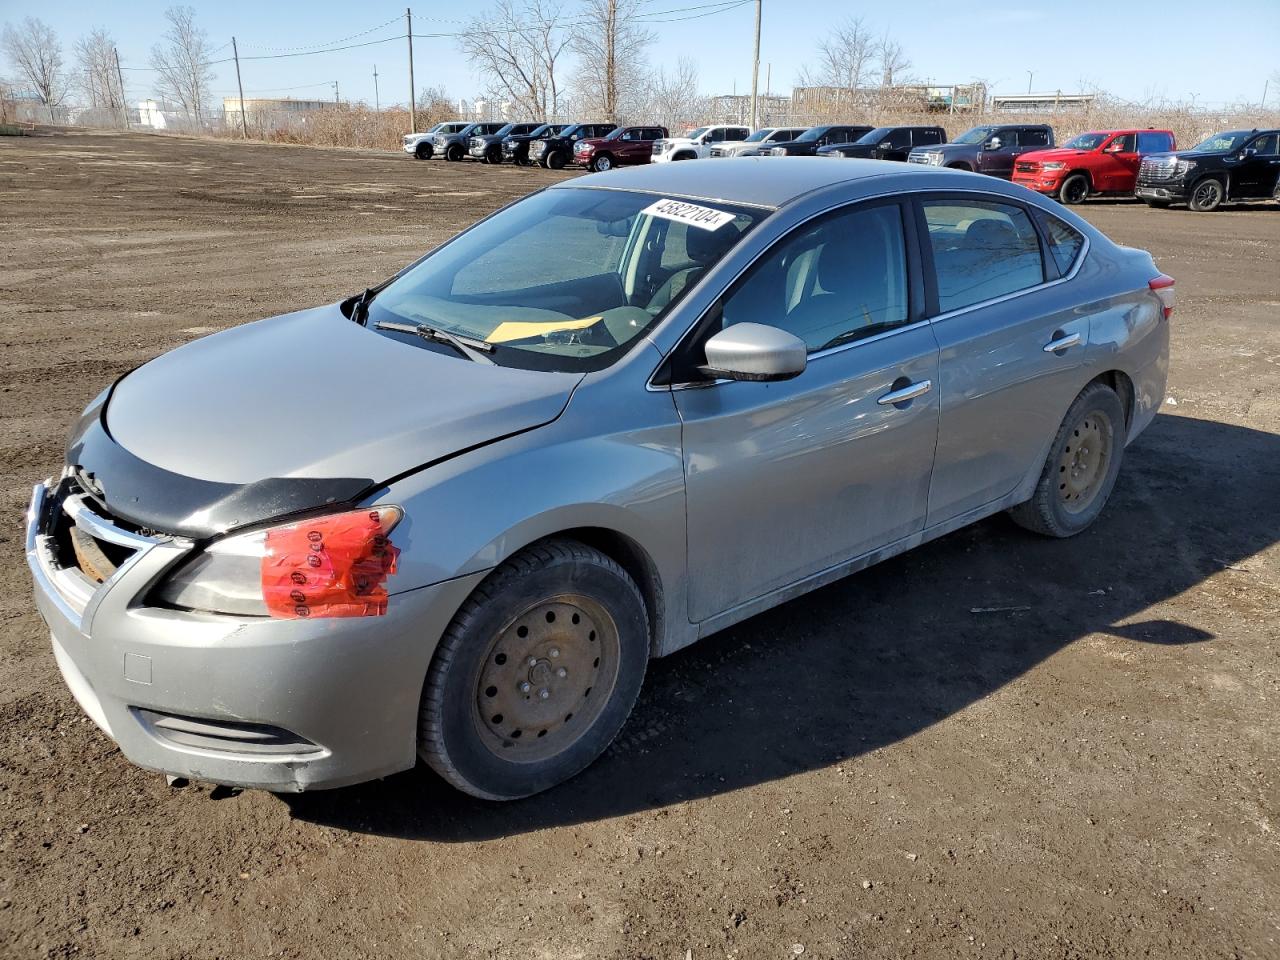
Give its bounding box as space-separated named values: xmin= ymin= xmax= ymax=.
xmin=2 ymin=0 xmax=1277 ymax=112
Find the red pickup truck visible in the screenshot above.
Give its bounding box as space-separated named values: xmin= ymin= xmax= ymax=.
xmin=1013 ymin=129 xmax=1176 ymax=204
xmin=571 ymin=125 xmax=668 ymax=172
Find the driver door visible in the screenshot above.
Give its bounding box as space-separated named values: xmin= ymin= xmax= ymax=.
xmin=1098 ymin=133 xmax=1139 ymax=191
xmin=1234 ymin=133 xmax=1280 ymax=198
xmin=978 ymin=129 xmax=1017 ymax=177
xmin=671 ymin=200 xmax=940 ymax=622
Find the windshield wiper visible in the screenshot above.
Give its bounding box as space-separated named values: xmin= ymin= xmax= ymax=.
xmin=352 ymin=287 xmax=376 ymax=325
xmin=374 ymin=320 xmax=495 ymax=364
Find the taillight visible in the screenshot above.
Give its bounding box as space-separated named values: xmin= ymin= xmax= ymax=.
xmin=1149 ymin=274 xmax=1175 ymax=319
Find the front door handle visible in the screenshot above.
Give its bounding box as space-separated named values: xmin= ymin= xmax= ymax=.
xmin=1043 ymin=332 xmax=1082 ymax=353
xmin=877 ymin=379 xmax=932 ymax=406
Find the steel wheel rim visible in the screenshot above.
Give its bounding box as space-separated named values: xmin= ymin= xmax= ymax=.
xmin=597 ymin=155 xmax=611 ymax=170
xmin=472 ymin=595 xmax=620 ymax=762
xmin=1057 ymin=409 xmax=1112 ymax=514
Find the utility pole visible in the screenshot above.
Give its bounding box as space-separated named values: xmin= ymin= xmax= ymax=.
xmin=1026 ymin=70 xmax=1033 ymax=94
xmin=112 ymin=46 xmax=130 ymax=129
xmin=231 ymin=36 xmax=248 ymax=139
xmin=749 ymin=0 xmax=761 ymax=130
xmin=406 ymin=7 xmax=417 ymax=133
xmin=373 ymin=64 xmax=380 ymax=112
xmin=333 ymin=80 xmax=339 ymax=104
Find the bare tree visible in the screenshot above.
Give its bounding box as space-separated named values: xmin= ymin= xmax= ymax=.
xmin=460 ymin=0 xmax=570 ymax=119
xmin=642 ymin=57 xmax=705 ymax=133
xmin=877 ymin=33 xmax=911 ymax=88
xmin=1 ymin=17 xmax=69 ymax=122
xmin=569 ymin=0 xmax=653 ymax=123
xmin=75 ymin=28 xmax=125 ymax=122
xmin=797 ymin=15 xmax=877 ymax=110
xmin=416 ymin=84 xmax=456 ymax=125
xmin=149 ymin=6 xmax=214 ymax=127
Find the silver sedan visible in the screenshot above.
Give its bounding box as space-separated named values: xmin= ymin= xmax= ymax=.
xmin=25 ymin=159 xmax=1172 ymax=799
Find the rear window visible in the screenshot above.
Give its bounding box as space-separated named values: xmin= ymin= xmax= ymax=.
xmin=922 ymin=200 xmax=1046 ymax=313
xmin=1039 ymin=213 xmax=1086 ymax=275
xmin=1136 ymin=131 xmax=1173 ymax=153
xmin=1020 ymin=128 xmax=1051 ymax=147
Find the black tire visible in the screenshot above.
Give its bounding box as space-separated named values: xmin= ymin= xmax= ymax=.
xmin=1059 ymin=173 xmax=1090 ymax=205
xmin=445 ymin=143 xmax=463 ymax=162
xmin=946 ymin=162 xmax=972 ymax=171
xmin=419 ymin=539 xmax=649 ymax=800
xmin=486 ymin=147 xmax=502 ymax=165
xmin=414 ymin=142 xmax=433 ymax=160
xmin=546 ymin=150 xmax=566 ymax=170
xmin=589 ymin=152 xmax=614 ymax=172
xmin=1188 ymin=177 xmax=1224 ymax=212
xmin=672 ymin=151 xmax=694 ymax=161
xmin=1143 ymin=199 xmax=1171 ymax=209
xmin=1008 ymin=381 xmax=1126 ymax=538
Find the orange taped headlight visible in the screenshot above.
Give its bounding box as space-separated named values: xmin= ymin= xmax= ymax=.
xmin=155 ymin=507 xmax=401 ymax=619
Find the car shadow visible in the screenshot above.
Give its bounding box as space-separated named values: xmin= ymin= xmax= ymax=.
xmin=285 ymin=413 xmax=1279 ymax=841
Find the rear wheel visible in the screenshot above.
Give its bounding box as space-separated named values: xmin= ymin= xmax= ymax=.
xmin=546 ymin=150 xmax=567 ymax=170
xmin=1059 ymin=173 xmax=1090 ymax=205
xmin=1188 ymin=177 xmax=1224 ymax=212
xmin=414 ymin=142 xmax=433 ymax=160
xmin=1008 ymin=381 xmax=1126 ymax=538
xmin=419 ymin=539 xmax=649 ymax=800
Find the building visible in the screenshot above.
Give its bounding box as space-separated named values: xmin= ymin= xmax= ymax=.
xmin=706 ymin=93 xmax=792 ymax=126
xmin=222 ymin=97 xmax=335 ymax=130
xmin=990 ymin=92 xmax=1096 ymax=113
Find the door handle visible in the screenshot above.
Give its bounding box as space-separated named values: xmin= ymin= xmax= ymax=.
xmin=1043 ymin=332 xmax=1082 ymax=353
xmin=877 ymin=379 xmax=932 ymax=406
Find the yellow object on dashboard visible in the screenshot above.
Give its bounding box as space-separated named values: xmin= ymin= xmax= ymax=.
xmin=487 ymin=317 xmax=602 ymax=343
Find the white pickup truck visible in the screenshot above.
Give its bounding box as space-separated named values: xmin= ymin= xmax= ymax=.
xmin=651 ymin=124 xmax=751 ymax=162
xmin=709 ymin=127 xmax=810 ymax=157
xmin=402 ymin=121 xmax=469 ymax=160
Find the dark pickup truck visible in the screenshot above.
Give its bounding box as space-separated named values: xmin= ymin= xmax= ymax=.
xmin=467 ymin=121 xmax=544 ymax=163
xmin=907 ymin=124 xmax=1054 ymax=178
xmin=766 ymin=125 xmax=875 ymax=157
xmin=817 ymin=125 xmax=947 ymax=161
xmin=501 ymin=123 xmax=570 ymax=165
xmin=530 ymin=123 xmax=618 ymax=169
xmin=1136 ymin=128 xmax=1280 ymax=211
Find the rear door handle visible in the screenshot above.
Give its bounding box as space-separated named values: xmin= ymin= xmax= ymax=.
xmin=1043 ymin=332 xmax=1082 ymax=353
xmin=877 ymin=379 xmax=932 ymax=406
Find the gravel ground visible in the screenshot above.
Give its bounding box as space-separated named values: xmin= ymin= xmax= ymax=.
xmin=1 ymin=130 xmax=1277 ymax=960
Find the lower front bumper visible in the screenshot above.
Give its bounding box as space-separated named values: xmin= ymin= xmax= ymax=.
xmin=1135 ymin=184 xmax=1188 ymax=202
xmin=1011 ymin=174 xmax=1061 ymax=194
xmin=25 ymin=482 xmax=487 ymax=792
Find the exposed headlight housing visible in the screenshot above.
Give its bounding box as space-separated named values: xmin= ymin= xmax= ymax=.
xmin=769 ymin=146 xmax=788 ymax=156
xmin=155 ymin=506 xmax=402 ymax=619
xmin=574 ymin=141 xmax=591 ymax=153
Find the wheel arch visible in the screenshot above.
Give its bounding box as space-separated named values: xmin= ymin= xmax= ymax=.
xmin=1092 ymin=369 xmax=1135 ymax=432
xmin=946 ymin=161 xmax=973 ymax=171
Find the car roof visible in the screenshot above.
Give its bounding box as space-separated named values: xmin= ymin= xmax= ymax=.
xmin=557 ymin=156 xmax=937 ymax=209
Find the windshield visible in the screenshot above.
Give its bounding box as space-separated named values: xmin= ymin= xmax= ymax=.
xmin=855 ymin=127 xmax=894 ymax=145
xmin=602 ymin=127 xmax=625 ymax=141
xmin=796 ymin=127 xmax=829 ymax=142
xmin=1192 ymin=130 xmax=1250 ymax=153
xmin=557 ymin=124 xmax=584 ymax=139
xmin=492 ymin=123 xmax=516 ymax=137
xmin=424 ymin=123 xmax=443 ymax=134
xmin=526 ymin=124 xmax=553 ymax=137
xmin=744 ymin=129 xmax=773 ymax=142
xmin=1063 ymin=132 xmax=1108 ymax=150
xmin=438 ymin=123 xmax=469 ymax=134
xmin=368 ymin=189 xmax=767 ymax=372
xmin=953 ymin=126 xmax=997 ymax=145
xmin=684 ymin=126 xmax=709 ymax=139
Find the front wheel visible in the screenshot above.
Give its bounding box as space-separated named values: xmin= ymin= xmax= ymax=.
xmin=1188 ymin=177 xmax=1224 ymax=212
xmin=1059 ymin=173 xmax=1090 ymax=205
xmin=546 ymin=150 xmax=567 ymax=170
xmin=445 ymin=144 xmax=463 ymax=162
xmin=414 ymin=142 xmax=433 ymax=160
xmin=419 ymin=539 xmax=649 ymax=800
xmin=590 ymin=153 xmax=614 ymax=172
xmin=1008 ymin=381 xmax=1126 ymax=538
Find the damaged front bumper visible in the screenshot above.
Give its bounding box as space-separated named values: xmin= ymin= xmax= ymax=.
xmin=25 ymin=479 xmax=484 ymax=792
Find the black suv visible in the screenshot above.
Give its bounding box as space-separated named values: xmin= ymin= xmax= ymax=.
xmin=907 ymin=124 xmax=1054 ymax=178
xmin=433 ymin=121 xmax=506 ymax=162
xmin=766 ymin=125 xmax=875 ymax=157
xmin=530 ymin=123 xmax=618 ymax=169
xmin=817 ymin=125 xmax=947 ymax=161
xmin=501 ymin=123 xmax=570 ymax=165
xmin=467 ymin=121 xmax=544 ymax=163
xmin=1136 ymin=128 xmax=1280 ymax=212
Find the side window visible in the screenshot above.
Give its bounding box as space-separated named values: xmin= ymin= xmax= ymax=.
xmin=707 ymin=128 xmax=724 ymax=142
xmin=727 ymin=128 xmax=748 ymax=141
xmin=1249 ymin=134 xmax=1278 ymax=156
xmin=644 ymin=128 xmax=662 ymax=141
xmin=922 ymin=199 xmax=1046 ymax=313
xmin=1039 ymin=213 xmax=1086 ymax=276
xmin=1136 ymin=131 xmax=1172 ymax=153
xmin=717 ymin=204 xmax=910 ymax=353
xmin=991 ymin=129 xmax=1017 ymax=147
xmin=888 ymin=129 xmax=910 ymax=149
xmin=915 ymin=129 xmax=942 ymax=146
xmin=621 ymin=129 xmax=638 ymax=141
xmin=1107 ymin=133 xmax=1136 ymax=153
xmin=1020 ymin=128 xmax=1050 ymax=147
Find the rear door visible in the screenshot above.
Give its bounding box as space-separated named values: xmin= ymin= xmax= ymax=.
xmin=672 ymin=200 xmax=939 ymax=621
xmin=917 ymin=195 xmax=1089 ymax=525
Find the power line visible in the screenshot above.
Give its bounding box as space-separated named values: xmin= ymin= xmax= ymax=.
xmin=239 ymin=14 xmax=404 ymax=53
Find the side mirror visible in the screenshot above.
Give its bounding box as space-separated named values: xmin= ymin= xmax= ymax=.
xmin=985 ymin=137 xmax=1002 ymax=150
xmin=701 ymin=323 xmax=807 ymax=382
xmin=879 ymin=140 xmax=893 ymax=149
xmin=1240 ymin=147 xmax=1257 ymax=158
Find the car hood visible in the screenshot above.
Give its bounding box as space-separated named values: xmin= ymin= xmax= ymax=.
xmin=104 ymin=305 xmax=583 ymax=487
xmin=819 ymin=143 xmax=872 ymax=157
xmin=1017 ymin=147 xmax=1091 ymax=163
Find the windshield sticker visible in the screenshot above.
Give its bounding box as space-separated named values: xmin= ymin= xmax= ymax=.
xmin=488 ymin=317 xmax=602 ymax=343
xmin=642 ymin=198 xmax=737 ymax=231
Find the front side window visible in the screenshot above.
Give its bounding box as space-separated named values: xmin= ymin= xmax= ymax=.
xmin=923 ymin=200 xmax=1046 ymax=313
xmin=713 ymin=203 xmax=910 ymax=354
xmin=1039 ymin=213 xmax=1085 ymax=276
xmin=369 ymin=189 xmax=765 ymax=372
xmin=1105 ymin=133 xmax=1136 ymax=153
xmin=1136 ymin=131 xmax=1173 ymax=153
xmin=1248 ymin=134 xmax=1278 ymax=156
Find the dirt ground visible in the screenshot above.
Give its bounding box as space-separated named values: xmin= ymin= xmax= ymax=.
xmin=1 ymin=130 xmax=1277 ymax=960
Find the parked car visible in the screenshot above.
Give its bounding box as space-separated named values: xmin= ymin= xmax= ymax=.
xmin=403 ymin=121 xmax=468 ymax=160
xmin=1135 ymin=128 xmax=1280 ymax=211
xmin=468 ymin=121 xmax=545 ymax=163
xmin=652 ymin=125 xmax=750 ymax=162
xmin=26 ymin=159 xmax=1173 ymax=801
xmin=768 ymin=124 xmax=875 ymax=156
xmin=710 ymin=127 xmax=808 ymax=157
xmin=430 ymin=121 xmax=507 ymax=162
xmin=502 ymin=123 xmax=570 ymax=165
xmin=1012 ymin=129 xmax=1176 ymax=204
xmin=908 ymin=124 xmax=1055 ymax=178
xmin=530 ymin=123 xmax=618 ymax=169
xmin=817 ymin=125 xmax=947 ymax=161
xmin=573 ymin=125 xmax=668 ymax=171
